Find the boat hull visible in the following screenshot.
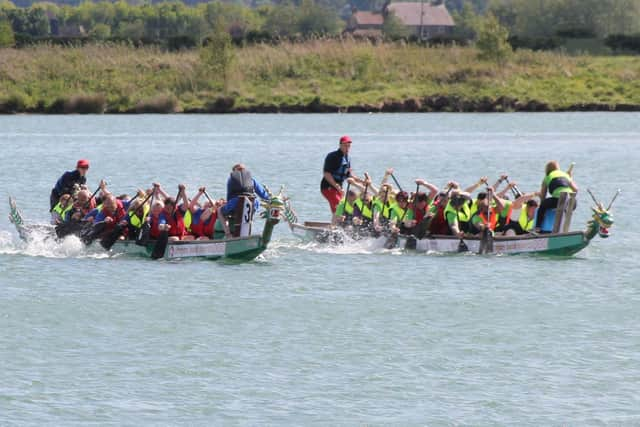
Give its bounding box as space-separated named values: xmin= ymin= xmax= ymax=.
xmin=9 ymin=197 xmax=272 ymax=262
xmin=110 ymin=236 xmax=267 ymax=261
xmin=397 ymin=231 xmax=589 ymax=256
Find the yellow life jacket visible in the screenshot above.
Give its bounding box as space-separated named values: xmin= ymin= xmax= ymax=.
xmin=354 ymin=199 xmax=374 ymax=220
xmin=518 ymin=208 xmax=535 ymax=232
xmin=128 ymin=204 xmax=150 ymax=229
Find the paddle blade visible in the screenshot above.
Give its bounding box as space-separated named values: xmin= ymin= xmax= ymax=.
xmin=100 ymin=224 xmax=123 ymax=250
xmin=458 ymin=238 xmax=468 ymax=253
xmin=151 ymin=230 xmax=169 ymax=260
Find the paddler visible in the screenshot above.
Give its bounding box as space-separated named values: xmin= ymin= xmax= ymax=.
xmin=334 ymin=188 xmax=358 ymax=226
xmin=536 ymin=160 xmax=579 ymax=230
xmin=444 ymin=189 xmax=472 ymax=237
xmin=80 ymin=194 xmax=128 ymax=244
xmin=50 ymin=194 xmax=73 ymax=225
xmin=469 ymin=188 xmax=503 ymax=235
xmin=321 ymin=136 xmax=359 ymax=215
xmin=50 ymin=159 xmax=90 ymax=210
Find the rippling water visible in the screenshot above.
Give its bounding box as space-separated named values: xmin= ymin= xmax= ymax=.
xmin=1 ymin=114 xmax=639 ymax=425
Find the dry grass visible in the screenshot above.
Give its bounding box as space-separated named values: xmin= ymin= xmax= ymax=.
xmin=1 ymin=39 xmax=639 ymax=112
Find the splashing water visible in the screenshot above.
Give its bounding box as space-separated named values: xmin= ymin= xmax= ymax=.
xmin=0 ymin=227 xmax=109 ymax=259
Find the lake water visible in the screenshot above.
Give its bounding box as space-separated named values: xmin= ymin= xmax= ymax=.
xmin=1 ymin=113 xmax=639 ymax=425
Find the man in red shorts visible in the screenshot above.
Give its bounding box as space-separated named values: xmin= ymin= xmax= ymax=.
xmin=321 ymin=136 xmax=357 ymax=216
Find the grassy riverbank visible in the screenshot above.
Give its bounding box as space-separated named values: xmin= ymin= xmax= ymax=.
xmin=1 ymin=40 xmax=640 ymax=113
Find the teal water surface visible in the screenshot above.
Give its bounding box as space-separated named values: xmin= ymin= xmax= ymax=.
xmin=1 ymin=113 xmax=639 ymax=425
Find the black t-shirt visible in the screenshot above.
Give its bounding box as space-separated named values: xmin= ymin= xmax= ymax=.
xmin=320 ymin=149 xmax=350 ymax=190
xmin=53 ymin=170 xmax=86 ymax=196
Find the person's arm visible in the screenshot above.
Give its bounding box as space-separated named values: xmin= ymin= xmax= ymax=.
xmin=447 ymin=211 xmax=462 ymax=236
xmin=415 ymin=179 xmax=439 ymax=201
xmin=491 ymin=174 xmax=508 ymax=192
xmin=217 ymin=206 xmax=232 ymax=238
xmin=463 ymin=176 xmax=488 ymax=194
xmin=190 ymin=187 xmax=205 ymax=212
xmin=570 ymin=179 xmax=579 ymax=192
xmin=539 ymin=180 xmax=548 ymax=200
xmin=253 ymin=179 xmax=270 ymax=201
xmin=323 ymin=153 xmax=343 ymax=191
xmin=379 ymin=168 xmax=393 ymax=188
xmin=490 ymin=189 xmax=505 ymax=213
xmin=511 ymin=192 xmax=539 ymax=210
xmin=178 ymin=184 xmax=189 ymax=211
xmin=83 ymin=208 xmax=99 ymax=222
xmin=156 ymin=185 xmax=170 ymax=201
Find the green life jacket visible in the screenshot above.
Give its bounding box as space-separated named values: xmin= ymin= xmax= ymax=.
xmin=544 ymin=170 xmax=574 ymax=198
xmin=444 ymin=201 xmax=471 ymax=225
xmin=518 ymin=208 xmax=535 ymax=232
xmin=354 ymin=198 xmax=374 ymax=220
xmin=336 ymin=199 xmax=355 ymax=217
xmin=392 ymin=204 xmax=414 ymax=222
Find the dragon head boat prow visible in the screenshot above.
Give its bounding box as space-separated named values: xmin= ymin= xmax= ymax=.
xmin=585 ymin=188 xmax=619 ymax=240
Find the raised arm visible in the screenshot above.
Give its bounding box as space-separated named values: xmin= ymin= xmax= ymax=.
xmin=463 ymin=176 xmax=488 ymax=194
xmin=190 ymin=187 xmax=205 ymax=212
xmin=415 ymin=179 xmax=439 ymax=201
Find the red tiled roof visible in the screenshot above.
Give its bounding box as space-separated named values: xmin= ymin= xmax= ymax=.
xmin=387 ymin=3 xmax=455 ymax=27
xmin=353 ymin=11 xmax=385 ymax=26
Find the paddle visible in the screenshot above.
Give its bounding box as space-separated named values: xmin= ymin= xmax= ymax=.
xmin=503 ymin=177 xmax=523 ymax=199
xmin=151 ymin=187 xmax=182 ymax=260
xmin=478 ymin=188 xmax=494 ymax=254
xmin=390 ymin=173 xmax=404 ymax=193
xmin=86 ymin=181 xmax=105 ymax=209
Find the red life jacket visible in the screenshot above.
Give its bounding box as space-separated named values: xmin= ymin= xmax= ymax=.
xmin=201 ymin=211 xmax=218 ymax=237
xmin=189 ymin=220 xmax=204 ymax=237
xmin=479 ymin=209 xmax=498 ymax=231
xmin=150 ymin=213 xmax=162 ymax=239
xmin=165 ymin=208 xmax=186 ymax=238
xmin=429 ymin=205 xmax=449 ymax=235
xmin=101 ymin=200 xmax=126 ymax=232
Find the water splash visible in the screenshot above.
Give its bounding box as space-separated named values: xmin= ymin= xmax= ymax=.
xmin=0 ymin=228 xmax=109 ymax=259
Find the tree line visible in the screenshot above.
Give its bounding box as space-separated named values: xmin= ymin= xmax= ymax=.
xmin=1 ymin=0 xmax=639 ymax=50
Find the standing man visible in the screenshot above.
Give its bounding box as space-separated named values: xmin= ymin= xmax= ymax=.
xmin=321 ymin=136 xmax=356 ymax=214
xmin=50 ymin=159 xmax=90 ymax=210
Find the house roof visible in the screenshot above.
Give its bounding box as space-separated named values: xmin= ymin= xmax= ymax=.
xmin=352 ymin=11 xmax=384 ymax=26
xmin=387 ymin=3 xmax=455 ymax=27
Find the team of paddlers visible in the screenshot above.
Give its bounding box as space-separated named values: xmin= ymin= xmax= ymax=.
xmin=49 ymin=160 xmax=269 ymax=247
xmin=47 ymin=136 xmax=578 ymax=247
xmin=320 ymin=136 xmax=578 ymax=239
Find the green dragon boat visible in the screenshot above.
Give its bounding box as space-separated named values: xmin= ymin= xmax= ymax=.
xmin=8 ymin=188 xmax=286 ymax=262
xmin=283 ymin=190 xmax=617 ymax=256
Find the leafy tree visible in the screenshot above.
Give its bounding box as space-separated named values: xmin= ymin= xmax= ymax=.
xmin=200 ymin=18 xmax=235 ymax=93
xmin=382 ymin=11 xmax=409 ymax=39
xmin=89 ymin=22 xmax=110 ymax=39
xmin=0 ymin=17 xmax=14 ymax=46
xmin=476 ymin=12 xmax=511 ymax=65
xmin=263 ymin=4 xmax=299 ymax=37
xmin=297 ymin=0 xmax=339 ymax=36
xmin=452 ymin=2 xmax=479 ymax=40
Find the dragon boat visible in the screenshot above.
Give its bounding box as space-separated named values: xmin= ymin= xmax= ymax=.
xmin=8 ymin=189 xmax=286 ymax=262
xmin=282 ymin=190 xmax=617 ymax=256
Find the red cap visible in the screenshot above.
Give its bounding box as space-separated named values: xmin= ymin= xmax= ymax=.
xmin=339 ymin=135 xmax=352 ymax=144
xmin=76 ymin=159 xmax=90 ymax=168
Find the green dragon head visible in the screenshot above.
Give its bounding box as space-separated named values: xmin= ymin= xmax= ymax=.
xmin=260 ymin=185 xmax=285 ymax=224
xmin=586 ymin=189 xmax=619 ymax=239
xmin=590 ymin=207 xmax=614 ymax=238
